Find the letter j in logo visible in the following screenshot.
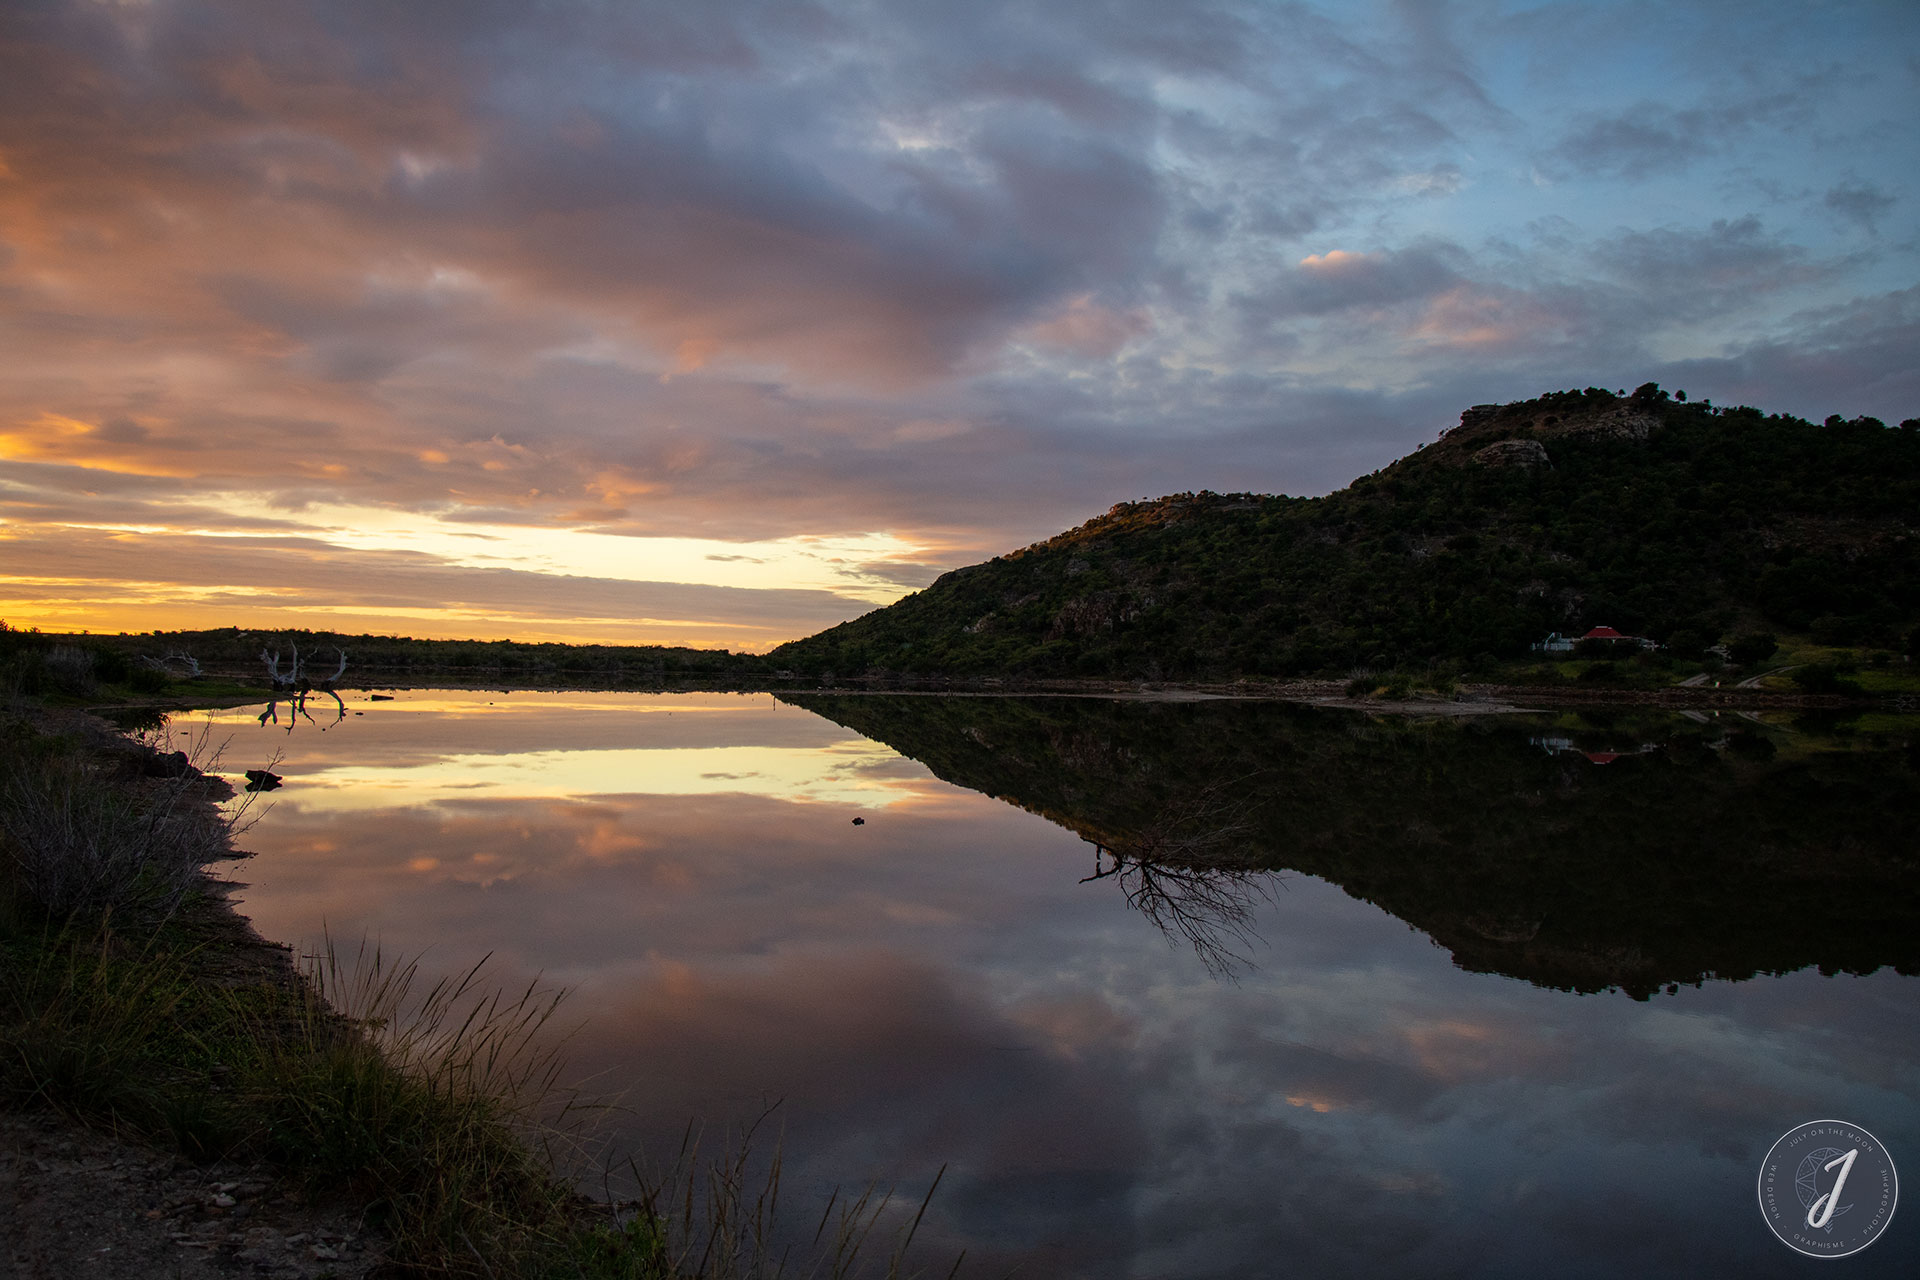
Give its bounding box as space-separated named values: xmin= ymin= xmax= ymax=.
xmin=1807 ymin=1146 xmax=1857 ymax=1230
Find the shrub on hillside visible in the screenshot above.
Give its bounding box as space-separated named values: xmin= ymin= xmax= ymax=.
xmin=1791 ymin=663 xmax=1864 ymax=696
xmin=1727 ymin=633 xmax=1778 ymax=666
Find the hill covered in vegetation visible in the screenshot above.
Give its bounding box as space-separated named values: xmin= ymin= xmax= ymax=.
xmin=773 ymin=386 xmax=1920 ymax=679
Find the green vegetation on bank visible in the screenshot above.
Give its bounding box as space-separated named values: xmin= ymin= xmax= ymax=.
xmin=773 ymin=386 xmax=1920 ymax=681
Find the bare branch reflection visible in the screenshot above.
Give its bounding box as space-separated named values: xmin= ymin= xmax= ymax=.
xmin=1079 ymin=775 xmax=1282 ymax=980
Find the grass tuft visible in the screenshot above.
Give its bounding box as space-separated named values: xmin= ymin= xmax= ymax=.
xmin=252 ymin=940 xmax=583 ymax=1271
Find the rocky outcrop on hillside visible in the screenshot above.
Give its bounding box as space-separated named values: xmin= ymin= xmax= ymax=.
xmin=1471 ymin=438 xmax=1552 ymax=469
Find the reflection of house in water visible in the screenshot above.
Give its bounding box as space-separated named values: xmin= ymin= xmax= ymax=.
xmin=1529 ymin=734 xmax=1660 ymax=764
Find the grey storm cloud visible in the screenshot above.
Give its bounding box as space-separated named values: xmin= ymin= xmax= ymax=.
xmin=1237 ymin=244 xmax=1466 ymax=323
xmin=1582 ymin=216 xmax=1836 ymax=321
xmin=1655 ymin=284 xmax=1920 ymax=419
xmin=1824 ymin=178 xmax=1897 ymax=234
xmin=1547 ymin=78 xmax=1827 ymax=182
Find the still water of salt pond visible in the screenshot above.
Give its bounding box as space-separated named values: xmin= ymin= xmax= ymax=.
xmin=199 ymin=690 xmax=1920 ymax=1278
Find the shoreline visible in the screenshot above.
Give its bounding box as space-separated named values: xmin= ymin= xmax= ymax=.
xmin=77 ymin=674 xmax=1910 ymax=724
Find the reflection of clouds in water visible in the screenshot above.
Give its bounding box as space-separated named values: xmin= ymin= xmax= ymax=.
xmin=204 ymin=692 xmax=947 ymax=812
xmin=1112 ymin=950 xmax=1920 ymax=1277
xmin=294 ymin=743 xmax=922 ymax=810
xmin=215 ymin=693 xmax=1920 ymax=1279
xmin=205 ymin=692 xmax=862 ymax=772
xmin=558 ymin=947 xmax=1149 ymax=1274
xmin=231 ymin=786 xmax=1076 ymax=979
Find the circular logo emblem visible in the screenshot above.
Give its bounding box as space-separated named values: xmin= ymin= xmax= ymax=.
xmin=1757 ymin=1119 xmax=1898 ymax=1258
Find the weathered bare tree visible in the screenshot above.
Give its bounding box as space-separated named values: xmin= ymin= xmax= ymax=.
xmin=137 ymin=650 xmax=203 ymax=679
xmin=257 ymin=639 xmax=349 ymax=732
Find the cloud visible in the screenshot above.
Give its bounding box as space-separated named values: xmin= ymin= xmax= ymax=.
xmin=1018 ymin=294 xmax=1152 ymax=358
xmin=1256 ymin=246 xmax=1464 ymax=319
xmin=1583 ymin=215 xmax=1831 ymax=320
xmin=1391 ymin=164 xmax=1465 ymax=197
xmin=1547 ymin=81 xmax=1825 ymax=181
xmin=1824 ymin=178 xmax=1897 ymax=234
xmin=1652 ymin=284 xmax=1920 ymax=421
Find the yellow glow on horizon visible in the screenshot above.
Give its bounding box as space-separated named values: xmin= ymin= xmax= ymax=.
xmin=0 ymin=589 xmax=822 ymax=651
xmin=0 ymin=490 xmax=948 ymax=647
xmin=7 ymin=491 xmax=934 ymax=600
xmin=262 ymin=500 xmax=931 ymax=602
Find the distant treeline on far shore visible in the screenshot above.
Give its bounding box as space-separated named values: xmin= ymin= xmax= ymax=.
xmin=0 ymin=622 xmax=762 ymax=697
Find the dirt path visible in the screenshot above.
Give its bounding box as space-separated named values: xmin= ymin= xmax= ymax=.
xmin=1 ymin=1110 xmax=387 ymax=1280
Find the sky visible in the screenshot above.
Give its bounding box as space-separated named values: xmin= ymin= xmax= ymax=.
xmin=1 ymin=0 xmax=1915 ymax=651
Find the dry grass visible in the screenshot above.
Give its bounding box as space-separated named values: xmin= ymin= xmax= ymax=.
xmin=603 ymin=1115 xmax=956 ymax=1280
xmin=255 ymin=940 xmax=580 ymax=1270
xmin=0 ymin=716 xmax=247 ymax=920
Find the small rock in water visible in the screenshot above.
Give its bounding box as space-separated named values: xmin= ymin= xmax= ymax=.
xmin=851 ymin=817 xmax=865 ymax=825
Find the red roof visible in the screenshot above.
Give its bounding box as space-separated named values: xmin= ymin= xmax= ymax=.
xmin=1581 ymin=626 xmax=1628 ymax=639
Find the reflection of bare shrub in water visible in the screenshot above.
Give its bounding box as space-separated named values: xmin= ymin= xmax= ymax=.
xmin=1081 ymin=775 xmax=1281 ymax=979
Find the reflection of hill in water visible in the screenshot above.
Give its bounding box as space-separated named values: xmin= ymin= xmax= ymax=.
xmin=785 ymin=695 xmax=1920 ymax=997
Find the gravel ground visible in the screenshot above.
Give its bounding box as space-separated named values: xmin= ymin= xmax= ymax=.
xmin=2 ymin=1109 xmax=388 ymax=1279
